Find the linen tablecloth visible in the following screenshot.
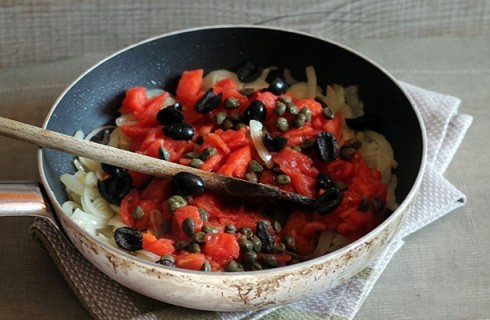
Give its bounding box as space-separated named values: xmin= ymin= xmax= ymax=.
xmin=30 ymin=82 xmax=472 ymax=320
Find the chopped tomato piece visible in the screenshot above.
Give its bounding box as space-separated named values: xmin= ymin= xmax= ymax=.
xmin=202 ymin=232 xmax=240 ymax=267
xmin=175 ymin=252 xmax=206 ymax=270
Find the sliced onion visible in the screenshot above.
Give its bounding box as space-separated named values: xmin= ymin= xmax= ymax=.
xmin=312 ymin=230 xmax=335 ymax=257
xmin=60 ymin=173 xmax=85 ymax=196
xmin=249 ymin=120 xmax=274 ymax=168
xmin=305 ymin=65 xmax=317 ymax=99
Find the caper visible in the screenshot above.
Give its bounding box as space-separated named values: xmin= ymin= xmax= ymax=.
xmin=224 ymin=261 xmax=242 ymax=272
xmin=278 ymin=96 xmax=292 ymax=104
xmin=221 ymin=119 xmax=234 ymax=130
xmin=198 ymin=208 xmax=209 ymax=222
xmin=224 ymin=224 xmax=236 ymax=234
xmin=182 ymin=217 xmax=196 ymax=237
xmin=247 ymin=160 xmax=263 ymax=173
xmin=286 ymin=102 xmax=299 ymax=115
xmin=251 ymin=262 xmax=263 ymax=271
xmin=358 ymin=197 xmax=370 ymax=212
xmin=283 ymin=235 xmax=296 ymax=251
xmin=273 ymin=242 xmax=286 ymax=253
xmin=238 ymin=227 xmax=253 ymax=238
xmin=163 ymin=123 xmax=195 ymax=141
xmin=234 ymin=123 xmax=246 ymax=130
xmin=131 ymin=205 xmax=144 ymax=220
xmin=229 ymin=112 xmax=242 ymax=123
xmin=340 ymin=145 xmax=356 ymax=160
xmin=175 ymin=240 xmax=191 ymax=251
xmin=158 ymin=146 xmax=170 ymax=161
xmin=344 ymin=137 xmax=362 ymax=150
xmin=292 ymin=113 xmax=306 ymax=128
xmin=300 ymin=139 xmax=316 ymax=150
xmin=190 ymin=158 xmax=204 ymax=168
xmin=274 ymin=174 xmax=291 ymax=185
xmin=114 ymin=227 xmax=142 ymax=251
xmin=241 ymin=251 xmax=257 ymax=265
xmin=200 ymin=147 xmax=217 ymax=161
xmin=168 ymin=195 xmax=187 ymax=212
xmin=201 ymin=260 xmax=211 ymax=272
xmin=201 ymin=225 xmax=218 ymax=234
xmin=224 ymin=97 xmax=240 ymax=109
xmin=238 ymin=237 xmax=254 ymax=252
xmin=194 ymin=88 xmax=222 ymax=113
xmin=156 ymin=254 xmax=175 ymax=267
xmin=250 ymin=235 xmax=262 ymax=253
xmin=184 ymin=151 xmax=201 ymax=159
xmin=272 ymin=220 xmax=282 ymax=234
xmin=187 ymin=242 xmax=201 ymax=253
xmin=261 ymin=254 xmax=278 ymax=268
xmin=274 ymin=101 xmax=287 ymax=115
xmin=245 ymin=172 xmax=258 ymax=183
xmin=193 ymin=231 xmax=206 ymax=243
xmin=172 ymin=172 xmax=205 ymax=197
xmin=276 ymin=117 xmax=289 ymax=132
xmin=239 ymin=88 xmax=255 ymax=96
xmin=372 ymin=195 xmax=384 ymax=213
xmin=300 ymin=107 xmax=312 ymax=121
xmin=214 ymin=112 xmax=227 ymax=125
xmin=290 ymin=145 xmax=302 ymax=152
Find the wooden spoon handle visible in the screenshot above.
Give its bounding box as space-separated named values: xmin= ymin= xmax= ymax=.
xmin=0 ymin=117 xmax=315 ymax=208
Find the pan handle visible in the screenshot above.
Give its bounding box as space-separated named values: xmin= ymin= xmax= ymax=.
xmin=0 ymin=181 xmax=59 ymax=230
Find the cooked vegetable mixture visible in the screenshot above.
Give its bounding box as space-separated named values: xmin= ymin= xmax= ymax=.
xmin=60 ymin=65 xmax=398 ymax=272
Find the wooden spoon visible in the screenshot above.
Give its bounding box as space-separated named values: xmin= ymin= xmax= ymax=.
xmin=0 ymin=117 xmax=315 ymax=208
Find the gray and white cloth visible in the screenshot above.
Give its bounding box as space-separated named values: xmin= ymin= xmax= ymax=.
xmin=31 ymin=82 xmax=473 ymax=320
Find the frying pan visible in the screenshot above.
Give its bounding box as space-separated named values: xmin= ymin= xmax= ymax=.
xmin=13 ymin=26 xmax=428 ymax=311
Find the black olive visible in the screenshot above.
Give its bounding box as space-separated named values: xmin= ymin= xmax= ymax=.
xmin=101 ymin=163 xmax=125 ymax=176
xmin=97 ymin=170 xmax=132 ymax=205
xmin=156 ymin=104 xmax=184 ymax=126
xmin=263 ymin=132 xmax=287 ymax=152
xmin=172 ymin=172 xmax=205 ymax=197
xmin=163 ymin=123 xmax=195 ymax=141
xmin=315 ymin=172 xmax=335 ymax=190
xmin=114 ymin=227 xmax=143 ymax=251
xmin=90 ymin=128 xmax=113 ymax=145
xmin=345 ymin=115 xmax=376 ymax=131
xmin=256 ymin=221 xmax=275 ymax=253
xmin=265 ymin=77 xmax=289 ymax=95
xmin=314 ymin=187 xmax=344 ymax=215
xmin=194 ymin=88 xmax=222 ymax=113
xmin=315 ymin=131 xmax=339 ymax=162
xmin=172 ymin=101 xmax=182 ymax=111
xmin=236 ymin=62 xmax=263 ymax=83
xmin=243 ymin=100 xmax=267 ymax=124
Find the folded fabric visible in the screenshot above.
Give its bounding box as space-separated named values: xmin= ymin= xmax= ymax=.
xmin=30 ymin=82 xmax=473 ymax=320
